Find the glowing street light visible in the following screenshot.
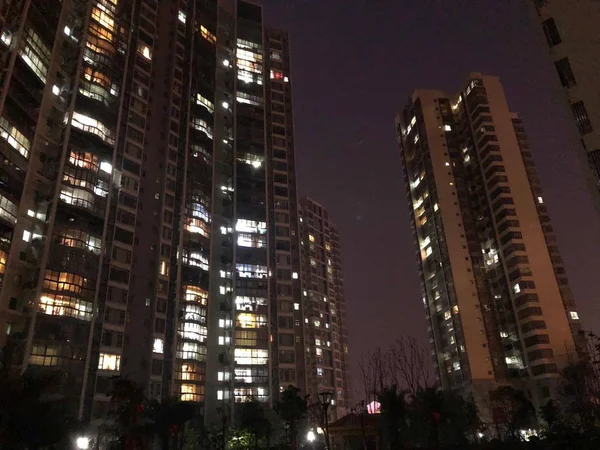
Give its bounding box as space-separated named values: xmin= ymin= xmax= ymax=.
xmin=306 ymin=430 xmax=316 ymax=442
xmin=76 ymin=436 xmax=90 ymax=449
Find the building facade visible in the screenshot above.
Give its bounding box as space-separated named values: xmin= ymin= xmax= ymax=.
xmin=395 ymin=74 xmax=581 ymax=407
xmin=529 ymin=0 xmax=600 ymax=208
xmin=299 ymin=197 xmax=351 ymax=420
xmin=0 ymin=0 xmax=309 ymax=425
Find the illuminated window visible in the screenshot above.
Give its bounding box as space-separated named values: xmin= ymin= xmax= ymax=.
xmin=444 ymin=310 xmax=451 ymax=320
xmin=236 ymin=219 xmax=267 ymax=234
xmin=234 ymin=348 xmax=268 ymax=365
xmin=138 ymin=43 xmax=151 ymax=60
xmin=180 ymin=322 xmax=208 ymax=342
xmin=30 ymin=345 xmax=59 ymax=366
xmin=236 ymin=91 xmax=263 ymax=106
xmin=218 ymin=371 xmax=231 ymax=381
xmin=1 ymin=30 xmax=12 ymax=46
xmin=180 ymin=383 xmax=203 ymax=402
xmin=200 ymin=25 xmax=216 ymax=44
xmin=537 ymin=196 xmax=544 ymax=204
xmin=153 ymin=338 xmax=164 ymax=354
xmin=513 ymin=283 xmax=521 ymax=294
xmin=71 ymin=112 xmax=115 ymax=145
xmin=83 ymin=67 xmax=111 ymax=90
xmin=159 ymin=260 xmax=169 ymax=276
xmin=0 ymin=116 xmax=30 ymax=158
xmin=184 ymin=286 xmax=208 ymax=304
xmin=196 ymin=94 xmax=214 ymax=113
xmin=57 ymin=228 xmax=101 ymax=254
xmin=292 ymin=272 xmax=299 ymax=280
xmin=236 ymin=264 xmax=268 ymax=279
xmin=179 ymin=363 xmax=203 ymax=381
xmin=19 ymin=27 xmax=51 ymax=82
xmin=309 ymin=235 xmax=315 ymax=242
xmin=177 ymin=342 xmax=207 ymax=361
xmin=0 ymin=194 xmax=17 ymax=224
xmin=182 ymin=304 xmax=207 ymax=324
xmin=185 ymin=218 xmax=210 ymax=237
xmin=270 ymin=70 xmax=285 ymax=80
xmin=235 ymin=296 xmax=267 ymax=312
xmin=189 ymin=201 xmax=210 ymax=222
xmin=182 ymin=251 xmax=210 ymax=271
xmin=178 ymin=10 xmax=186 ymax=23
xmin=570 ymin=311 xmax=580 ymax=320
xmin=191 ymin=117 xmax=213 ymax=139
xmin=218 ymin=319 xmax=232 ymax=329
xmin=236 ymin=329 xmax=258 ymax=347
xmin=69 ymin=151 xmax=99 ymax=171
xmin=236 ymin=313 xmax=267 ymax=329
xmin=40 ymin=279 xmax=93 ymax=320
xmin=60 ymin=186 xmax=95 ymax=210
xmin=91 ymin=2 xmax=116 ymax=32
xmin=98 ymin=353 xmax=121 ymax=371
xmin=236 ymin=47 xmax=263 ymax=62
xmin=237 ymin=233 xmax=266 ymax=248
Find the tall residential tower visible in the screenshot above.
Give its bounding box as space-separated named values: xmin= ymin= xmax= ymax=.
xmin=0 ymin=0 xmax=308 ymax=425
xmin=396 ymin=74 xmax=581 ymax=406
xmin=299 ymin=197 xmax=351 ymax=420
xmin=529 ymin=0 xmax=600 ymax=208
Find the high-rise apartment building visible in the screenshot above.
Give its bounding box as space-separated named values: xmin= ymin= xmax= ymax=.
xmin=0 ymin=0 xmax=307 ymax=425
xmin=395 ymin=74 xmax=581 ymax=407
xmin=299 ymin=197 xmax=351 ymax=420
xmin=529 ymin=0 xmax=600 ymax=207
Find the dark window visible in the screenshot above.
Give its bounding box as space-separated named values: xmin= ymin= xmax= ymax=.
xmin=555 ymin=58 xmax=576 ymax=88
xmin=571 ymin=101 xmax=593 ymax=135
xmin=278 ymin=333 xmax=295 ymax=346
xmin=542 ymin=18 xmax=562 ymax=47
xmin=114 ymin=227 xmax=134 ymax=245
xmin=524 ymin=334 xmax=549 ymax=347
xmin=276 ymin=240 xmax=291 ymax=251
xmin=521 ymin=320 xmax=547 ymax=333
xmin=587 ymin=149 xmax=600 ymax=182
xmin=518 ymin=306 xmax=543 ymax=320
xmin=109 ymin=267 xmax=130 ymax=284
xmin=528 ymin=349 xmax=555 ymax=361
xmin=531 ymin=363 xmax=558 ymax=376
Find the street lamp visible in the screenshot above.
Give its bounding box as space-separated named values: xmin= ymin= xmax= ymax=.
xmin=318 ymin=391 xmax=334 ymax=450
xmin=75 ymin=436 xmax=90 ymax=449
xmin=306 ymin=429 xmax=316 ymax=442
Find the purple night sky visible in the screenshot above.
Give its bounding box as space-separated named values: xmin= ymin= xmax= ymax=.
xmin=262 ymin=0 xmax=600 ymax=397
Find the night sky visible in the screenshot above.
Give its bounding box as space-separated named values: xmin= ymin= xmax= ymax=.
xmin=262 ymin=0 xmax=600 ymax=397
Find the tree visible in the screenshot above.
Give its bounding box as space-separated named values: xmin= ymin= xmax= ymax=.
xmin=0 ymin=371 xmax=76 ymax=449
xmin=388 ymin=337 xmax=434 ymax=396
xmin=358 ymin=347 xmax=391 ymax=407
xmin=148 ymin=398 xmax=199 ymax=450
xmin=108 ymin=378 xmax=149 ymax=449
xmin=378 ymin=384 xmax=407 ymax=449
xmin=235 ymin=397 xmax=271 ymax=450
xmin=488 ymin=386 xmax=536 ymax=441
xmin=274 ymin=385 xmax=308 ymax=449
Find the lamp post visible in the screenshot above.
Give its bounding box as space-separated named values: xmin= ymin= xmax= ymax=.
xmin=318 ymin=391 xmax=334 ymax=450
